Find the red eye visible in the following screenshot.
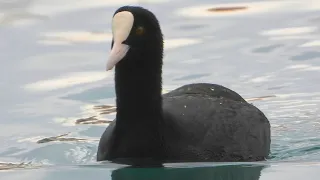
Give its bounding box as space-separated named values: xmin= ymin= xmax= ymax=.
xmin=136 ymin=26 xmax=145 ymax=35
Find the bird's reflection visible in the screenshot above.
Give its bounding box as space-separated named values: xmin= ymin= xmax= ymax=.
xmin=111 ymin=164 xmax=265 ymax=180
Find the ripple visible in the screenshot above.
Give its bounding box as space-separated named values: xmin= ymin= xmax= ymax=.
xmin=176 ymin=1 xmax=286 ymax=18
xmin=0 ymin=0 xmax=49 ymax=26
xmin=290 ymin=51 xmax=320 ymax=61
xmin=173 ymin=73 xmax=210 ymax=81
xmin=300 ymin=40 xmax=320 ymax=47
xmin=285 ymin=64 xmax=320 ymax=71
xmin=249 ymin=75 xmax=273 ymax=83
xmin=176 ymin=0 xmax=320 ymax=18
xmin=53 ymin=104 xmax=116 ymax=127
xmin=165 ymin=38 xmax=202 ymax=50
xmin=38 ymin=31 xmax=201 ymax=50
xmin=0 ymin=161 xmax=41 ymax=171
xmin=252 ymin=44 xmax=283 ymax=54
xmin=36 ymin=133 xmax=98 ymax=144
xmin=207 ymin=6 xmax=248 ymax=13
xmin=272 ymin=143 xmax=320 ymax=161
xmin=1 ymin=0 xmax=168 ymax=26
xmin=260 ymin=27 xmax=317 ymax=36
xmin=181 ymin=58 xmax=207 ymax=64
xmin=29 ymin=0 xmax=168 ymax=16
xmin=22 ymin=51 xmax=106 ymax=71
xmin=24 ymin=71 xmax=108 ymax=92
xmin=38 ymin=31 xmax=113 ymax=45
xmin=260 ymin=26 xmax=317 ymax=41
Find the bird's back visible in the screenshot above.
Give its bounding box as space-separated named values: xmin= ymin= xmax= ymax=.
xmin=161 ymin=83 xmax=270 ymax=162
xmin=163 ymin=83 xmax=246 ymax=102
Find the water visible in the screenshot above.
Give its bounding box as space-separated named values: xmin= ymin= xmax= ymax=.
xmin=1 ymin=0 xmax=320 ymax=179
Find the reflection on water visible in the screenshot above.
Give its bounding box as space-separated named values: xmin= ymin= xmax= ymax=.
xmin=207 ymin=6 xmax=248 ymax=13
xmin=260 ymin=27 xmax=317 ymax=36
xmin=0 ymin=161 xmax=40 ymax=171
xmin=0 ymin=0 xmax=168 ymax=26
xmin=111 ymin=165 xmax=265 ymax=180
xmin=0 ymin=0 xmax=48 ymax=26
xmin=24 ymin=71 xmax=108 ymax=92
xmin=260 ymin=26 xmax=317 ymax=41
xmin=301 ymin=40 xmax=320 ymax=47
xmin=0 ymin=163 xmax=266 ymax=178
xmin=252 ymin=44 xmax=283 ymax=54
xmin=38 ymin=30 xmax=201 ymax=49
xmin=291 ymin=51 xmax=320 ymax=61
xmin=1 ymin=162 xmax=320 ymax=179
xmin=176 ymin=0 xmax=320 ymax=18
xmin=38 ymin=31 xmax=113 ymax=45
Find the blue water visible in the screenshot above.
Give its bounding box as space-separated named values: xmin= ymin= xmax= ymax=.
xmin=1 ymin=0 xmax=320 ymax=179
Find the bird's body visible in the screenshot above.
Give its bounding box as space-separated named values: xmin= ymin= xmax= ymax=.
xmin=97 ymin=6 xmax=271 ymax=165
xmin=97 ymin=83 xmax=270 ymax=164
xmin=162 ymin=84 xmax=270 ymax=162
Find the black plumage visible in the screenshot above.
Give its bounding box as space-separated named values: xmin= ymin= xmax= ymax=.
xmin=97 ymin=6 xmax=271 ymax=165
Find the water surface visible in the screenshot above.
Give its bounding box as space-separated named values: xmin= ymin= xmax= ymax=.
xmin=1 ymin=0 xmax=320 ymax=179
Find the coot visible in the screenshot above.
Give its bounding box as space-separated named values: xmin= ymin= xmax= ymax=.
xmin=97 ymin=6 xmax=271 ymax=165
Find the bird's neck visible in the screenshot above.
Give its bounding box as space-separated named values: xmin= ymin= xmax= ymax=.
xmin=111 ymin=48 xmax=165 ymax=161
xmin=114 ymin=51 xmax=163 ymax=126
